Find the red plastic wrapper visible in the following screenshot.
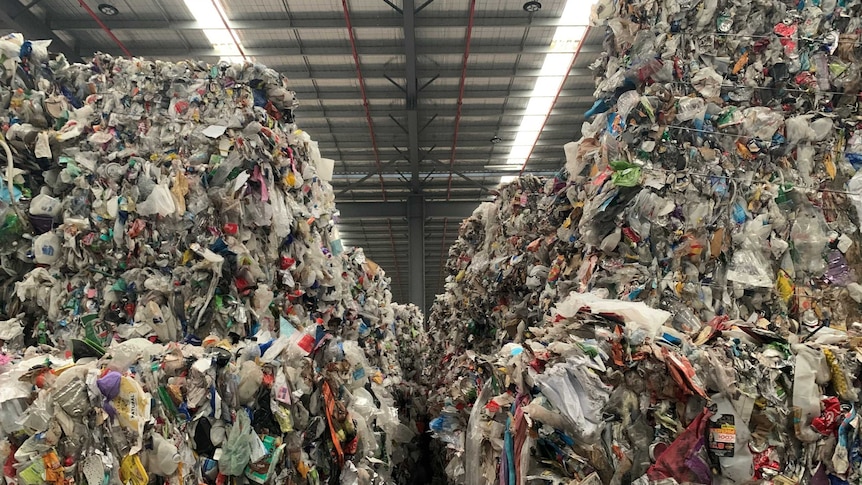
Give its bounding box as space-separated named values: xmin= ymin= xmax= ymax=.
xmin=773 ymin=22 xmax=798 ymax=38
xmin=811 ymin=396 xmax=843 ymax=435
xmin=753 ymin=447 xmax=781 ymax=479
xmin=647 ymin=409 xmax=713 ymax=484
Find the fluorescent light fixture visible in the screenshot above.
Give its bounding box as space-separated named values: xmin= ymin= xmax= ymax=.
xmin=505 ymin=0 xmax=598 ymax=169
xmin=525 ymin=97 xmax=555 ymax=115
xmin=508 ymin=145 xmax=532 ymax=160
xmin=484 ymin=165 xmax=522 ymax=171
xmin=512 ymin=129 xmax=540 ymax=147
xmin=539 ymin=53 xmax=575 ymax=75
xmin=532 ymin=76 xmax=565 ymax=95
xmin=183 ymin=0 xmax=246 ymax=62
xmin=519 ymin=115 xmax=547 ymax=132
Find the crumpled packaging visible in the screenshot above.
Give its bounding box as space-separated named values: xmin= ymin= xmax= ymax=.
xmin=0 ymin=37 xmax=430 ymax=485
xmin=423 ymin=0 xmax=862 ymax=483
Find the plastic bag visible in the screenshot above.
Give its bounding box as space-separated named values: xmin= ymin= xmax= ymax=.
xmin=533 ymin=360 xmax=610 ymax=443
xmin=610 ymin=160 xmax=641 ymax=187
xmin=676 ymin=97 xmax=705 ymax=122
xmin=691 ymin=67 xmax=723 ymax=98
xmin=136 ymin=183 xmax=176 ymax=217
xmin=219 ymin=412 xmax=253 ymax=476
xmin=791 ymin=207 xmax=828 ymax=275
xmin=785 ymin=114 xmax=817 ymax=144
xmin=647 ymin=409 xmax=712 ymax=483
xmin=742 ymin=107 xmax=783 ymax=140
xmin=792 ymin=345 xmax=828 ymax=443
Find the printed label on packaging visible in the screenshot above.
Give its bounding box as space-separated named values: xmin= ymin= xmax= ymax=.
xmin=352 ymin=365 xmax=366 ymax=382
xmin=275 ymin=385 xmax=291 ymax=405
xmin=708 ymin=414 xmax=736 ymax=457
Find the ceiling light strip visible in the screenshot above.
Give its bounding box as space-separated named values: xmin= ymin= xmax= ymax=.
xmin=498 ymin=1 xmax=596 ymax=184
xmin=518 ymin=31 xmax=587 ymax=175
xmin=208 ymin=0 xmax=246 ymax=60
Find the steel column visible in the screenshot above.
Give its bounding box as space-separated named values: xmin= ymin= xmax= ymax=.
xmin=408 ymin=195 xmax=425 ymax=309
xmin=403 ymin=0 xmax=421 ymax=193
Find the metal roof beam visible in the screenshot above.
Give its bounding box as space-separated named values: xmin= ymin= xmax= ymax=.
xmin=329 ymin=162 xmax=564 ymax=173
xmin=337 ymin=200 xmax=478 ymax=219
xmin=403 ymin=0 xmax=422 ymax=193
xmin=300 ymin=122 xmax=577 ymax=133
xmin=297 ymin=104 xmax=591 ymax=118
xmin=292 ymin=88 xmax=595 ymax=100
xmin=408 ymin=195 xmax=425 ymax=308
xmin=286 ymin=67 xmax=592 ymax=80
xmin=314 ymin=137 xmax=577 ymax=148
xmin=49 ymin=16 xmax=592 ymax=31
xmin=339 ymin=238 xmax=410 ymax=245
xmin=302 ymin=137 xmax=576 ymax=149
xmin=77 ymin=42 xmax=601 ymax=58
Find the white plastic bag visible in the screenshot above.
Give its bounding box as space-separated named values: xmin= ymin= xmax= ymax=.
xmin=136 ymin=183 xmax=176 ymax=217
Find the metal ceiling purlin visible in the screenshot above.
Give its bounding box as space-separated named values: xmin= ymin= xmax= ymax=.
xmin=49 ymin=16 xmax=586 ymax=31
xmin=402 ymin=0 xmax=420 ymax=193
xmin=444 ymin=0 xmax=477 ymax=195
xmin=337 ymin=200 xmax=477 ymax=220
xmin=340 ymin=0 xmax=386 ymax=200
xmin=79 ymin=42 xmax=600 ymax=59
xmin=340 ymin=0 xmax=403 ymax=294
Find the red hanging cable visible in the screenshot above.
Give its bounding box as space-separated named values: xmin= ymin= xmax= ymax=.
xmin=445 ymin=0 xmax=477 ymax=200
xmin=341 ymin=0 xmax=404 ymax=295
xmin=209 ymin=0 xmax=247 ymax=60
xmin=341 ymin=0 xmax=387 ymax=201
xmin=437 ymin=0 xmax=477 ymax=298
xmin=77 ymin=0 xmax=133 ymax=57
xmin=519 ymin=27 xmax=592 ymax=176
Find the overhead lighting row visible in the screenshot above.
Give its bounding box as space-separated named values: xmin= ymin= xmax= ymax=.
xmin=501 ymin=0 xmax=596 ymax=184
xmin=182 ymin=0 xmax=246 ymax=63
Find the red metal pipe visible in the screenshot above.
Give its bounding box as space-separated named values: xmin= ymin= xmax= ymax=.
xmin=518 ymin=26 xmax=592 ymax=175
xmin=437 ymin=0 xmax=477 ymax=297
xmin=445 ymin=0 xmax=477 ymax=200
xmin=77 ymin=0 xmax=132 ymax=57
xmin=341 ymin=0 xmax=403 ymax=293
xmin=341 ymin=0 xmax=388 ymax=201
xmin=209 ymin=0 xmax=247 ymax=60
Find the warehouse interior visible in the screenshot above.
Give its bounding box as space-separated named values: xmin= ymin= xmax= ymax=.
xmin=2 ymin=0 xmax=862 ymax=483
xmin=0 ymin=0 xmax=600 ymax=308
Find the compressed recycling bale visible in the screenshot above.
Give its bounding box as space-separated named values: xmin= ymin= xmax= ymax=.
xmin=424 ymin=0 xmax=862 ymax=483
xmin=0 ymin=36 xmax=428 ymax=485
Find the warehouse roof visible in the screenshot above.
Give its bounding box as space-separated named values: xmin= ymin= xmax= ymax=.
xmin=0 ymin=0 xmax=602 ymax=308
